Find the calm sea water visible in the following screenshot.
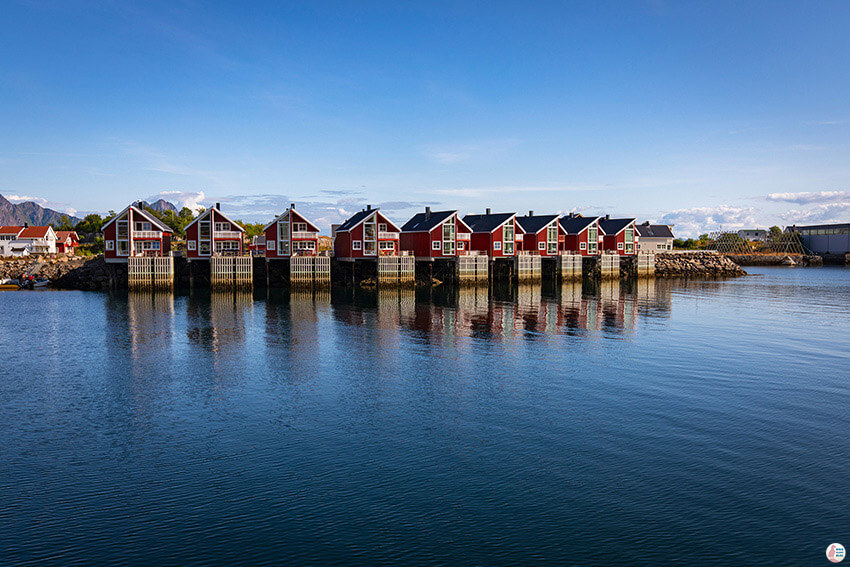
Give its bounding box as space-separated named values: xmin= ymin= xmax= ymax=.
xmin=1 ymin=267 xmax=848 ymax=566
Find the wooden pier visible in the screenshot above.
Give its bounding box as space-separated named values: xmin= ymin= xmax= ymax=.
xmin=127 ymin=256 xmax=174 ymax=290
xmin=210 ymin=257 xmax=253 ymax=290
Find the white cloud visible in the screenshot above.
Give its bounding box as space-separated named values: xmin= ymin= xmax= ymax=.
xmin=765 ymin=190 xmax=850 ymax=205
xmin=146 ymin=190 xmax=207 ymax=214
xmin=4 ymin=194 xmax=79 ymax=217
xmin=657 ymin=205 xmax=759 ymax=238
xmin=5 ymin=194 xmax=48 ymax=205
xmin=780 ymin=203 xmax=850 ymax=225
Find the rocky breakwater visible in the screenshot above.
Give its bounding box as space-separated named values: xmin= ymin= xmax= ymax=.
xmin=0 ymin=255 xmax=115 ymax=291
xmin=654 ymin=251 xmax=747 ymax=278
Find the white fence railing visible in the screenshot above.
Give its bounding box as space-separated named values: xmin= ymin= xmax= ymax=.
xmin=214 ymin=230 xmax=243 ymax=239
xmin=378 ymin=232 xmax=399 ymax=240
xmin=133 ymin=230 xmax=162 ymax=239
xmin=292 ymin=231 xmax=318 ymax=239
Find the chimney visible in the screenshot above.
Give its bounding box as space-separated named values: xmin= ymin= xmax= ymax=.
xmin=529 ymin=210 xmax=534 ymax=217
xmin=605 ymin=214 xmax=610 ymax=220
xmin=24 ymin=222 xmax=29 ymax=228
xmin=290 ymin=203 xmax=295 ymax=210
xmin=425 ymin=206 xmax=431 ymax=219
xmin=215 ymin=202 xmax=221 ymax=210
xmin=486 ymin=208 xmax=491 ymax=215
xmin=367 ymin=204 xmax=372 ymax=211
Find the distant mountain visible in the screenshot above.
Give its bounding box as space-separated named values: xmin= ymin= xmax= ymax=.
xmin=0 ymin=194 xmax=82 ymax=226
xmin=139 ymin=199 xmax=180 ymax=214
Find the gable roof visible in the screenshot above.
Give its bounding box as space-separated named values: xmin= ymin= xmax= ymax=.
xmin=185 ymin=206 xmax=245 ymax=232
xmin=18 ymin=226 xmax=54 ymax=239
xmin=0 ymin=226 xmax=24 ymax=235
xmin=559 ymin=215 xmax=599 ymax=234
xmin=515 ymin=214 xmax=559 ymax=235
xmin=462 ymin=212 xmax=515 ymax=233
xmin=598 ymin=218 xmax=635 ymax=236
xmin=635 ymin=224 xmax=674 ymax=238
xmin=401 ymin=210 xmax=455 ymax=232
xmin=55 ymin=231 xmax=79 ymax=242
xmin=262 ymin=208 xmax=321 ymax=232
xmin=336 ymin=208 xmax=401 ymax=233
xmin=102 ymin=204 xmax=173 ymax=233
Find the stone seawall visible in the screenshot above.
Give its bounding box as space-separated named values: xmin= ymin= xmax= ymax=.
xmin=654 ymin=251 xmax=746 ymax=278
xmin=0 ymin=255 xmax=115 ymax=291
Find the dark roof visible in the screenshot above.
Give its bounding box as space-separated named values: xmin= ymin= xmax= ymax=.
xmin=515 ymin=214 xmax=559 ymax=234
xmin=337 ymin=209 xmax=377 ymax=232
xmin=598 ymin=218 xmax=635 ymax=235
xmin=462 ymin=213 xmax=514 ymax=233
xmin=401 ymin=210 xmax=455 ymax=232
xmin=787 ymin=222 xmax=850 ymax=230
xmin=559 ymin=215 xmax=598 ymax=234
xmin=635 ymin=224 xmax=674 ymax=238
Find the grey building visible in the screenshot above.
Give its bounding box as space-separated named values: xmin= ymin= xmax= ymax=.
xmin=635 ymin=223 xmax=675 ymax=252
xmin=786 ymin=223 xmax=850 ymax=256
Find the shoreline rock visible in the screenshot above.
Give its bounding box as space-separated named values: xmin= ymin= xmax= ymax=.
xmin=654 ymin=251 xmax=747 ymax=278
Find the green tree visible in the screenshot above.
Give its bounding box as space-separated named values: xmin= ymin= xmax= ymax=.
xmin=769 ymin=225 xmax=783 ymax=240
xmin=236 ymin=220 xmax=265 ymax=240
xmin=74 ymin=213 xmax=105 ymax=235
xmin=53 ymin=215 xmax=75 ymax=232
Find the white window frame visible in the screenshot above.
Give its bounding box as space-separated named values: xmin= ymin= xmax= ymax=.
xmin=618 ymin=242 xmax=624 ymax=250
xmin=538 ymin=241 xmax=546 ymax=250
xmin=188 ymin=240 xmax=196 ymax=251
xmin=378 ymin=223 xmax=387 ymax=232
xmin=379 ymin=241 xmax=395 ymax=250
xmin=353 ymin=240 xmax=362 ymax=250
xmin=134 ymin=221 xmax=151 ymax=232
xmin=214 ymin=222 xmax=230 ymax=232
xmin=266 ymin=240 xmax=276 ymax=250
xmin=200 ymin=241 xmax=211 ymax=256
xmin=493 ymin=241 xmax=502 ymax=251
xmin=106 ymin=240 xmax=115 ymax=251
xmin=580 ymin=242 xmax=587 ymax=250
xmin=432 ymin=240 xmax=441 ymax=250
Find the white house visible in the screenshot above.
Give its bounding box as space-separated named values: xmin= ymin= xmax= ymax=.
xmin=14 ymin=225 xmax=57 ymax=255
xmin=635 ymin=223 xmax=675 ymax=251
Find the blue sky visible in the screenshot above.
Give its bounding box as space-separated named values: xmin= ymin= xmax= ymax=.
xmin=2 ymin=1 xmax=849 ymax=236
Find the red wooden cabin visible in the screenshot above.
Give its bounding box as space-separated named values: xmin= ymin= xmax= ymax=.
xmin=399 ymin=207 xmax=473 ymax=258
xmin=55 ymin=231 xmax=79 ymax=255
xmin=599 ymin=216 xmax=638 ymax=255
xmin=461 ymin=210 xmax=519 ymax=257
xmin=263 ymin=205 xmax=321 ymax=258
xmin=515 ymin=213 xmax=564 ymax=256
xmin=185 ymin=203 xmax=246 ymax=259
xmin=103 ymin=204 xmax=173 ymax=263
xmin=333 ymin=206 xmax=401 ymax=259
xmin=559 ymin=214 xmax=602 ymax=256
